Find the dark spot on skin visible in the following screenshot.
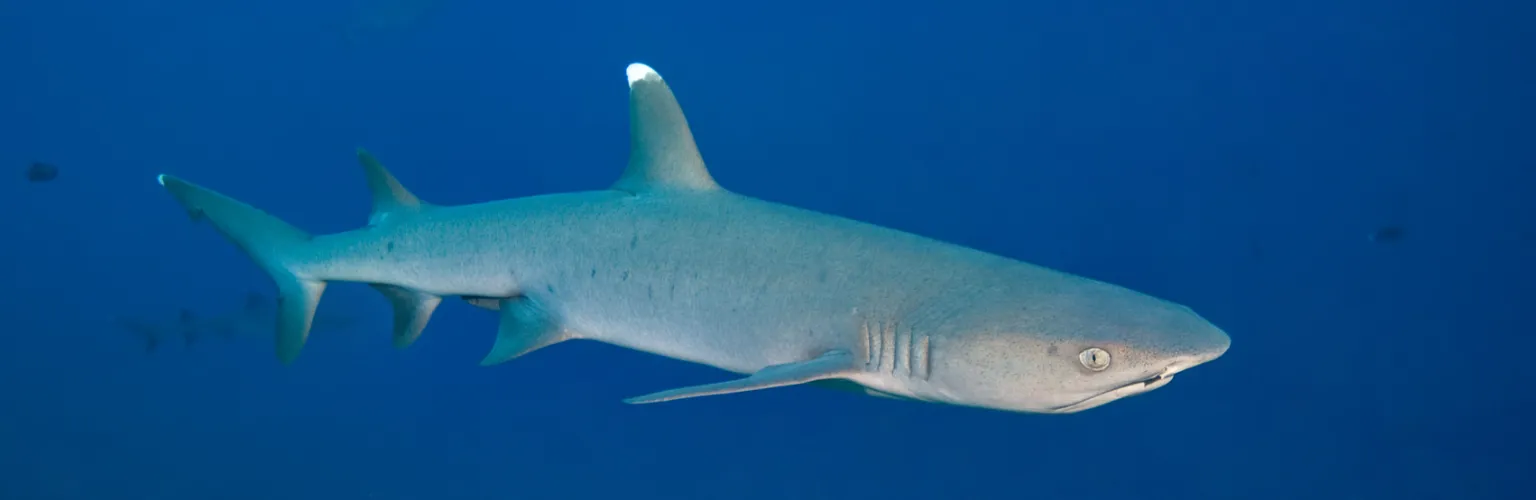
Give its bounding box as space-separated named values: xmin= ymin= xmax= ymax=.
xmin=817 ymin=270 xmax=828 ymax=284
xmin=546 ymin=285 xmax=555 ymax=294
xmin=621 ymin=271 xmax=629 ymax=281
xmin=630 ymin=235 xmax=638 ymax=249
xmin=1047 ymin=345 xmax=1059 ymax=356
xmin=590 ymin=268 xmax=597 ymax=278
xmin=26 ymin=162 xmax=58 ymax=182
xmin=386 ymin=241 xmax=395 ymax=252
xmin=647 ymin=285 xmax=653 ymax=299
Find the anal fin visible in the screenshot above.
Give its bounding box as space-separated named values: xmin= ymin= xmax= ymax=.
xmin=480 ymin=296 xmax=570 ymax=365
xmin=623 ymin=350 xmax=857 ymax=404
xmin=370 ymin=284 xmax=442 ymax=348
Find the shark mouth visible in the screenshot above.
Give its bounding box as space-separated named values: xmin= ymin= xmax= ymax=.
xmin=1046 ymin=353 xmax=1221 ymax=413
xmin=1048 ymin=371 xmax=1176 ymax=414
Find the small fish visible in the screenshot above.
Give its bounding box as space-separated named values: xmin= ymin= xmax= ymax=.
xmin=114 ymin=292 xmax=357 ymax=353
xmin=1369 ymin=225 xmax=1405 ymax=243
xmin=26 ymin=162 xmax=58 ymax=182
xmin=342 ymin=0 xmax=442 ymax=46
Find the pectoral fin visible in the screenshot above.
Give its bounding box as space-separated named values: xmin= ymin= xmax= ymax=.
xmin=623 ymin=350 xmax=857 ymax=404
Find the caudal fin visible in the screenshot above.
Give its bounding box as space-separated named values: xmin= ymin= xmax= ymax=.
xmin=157 ymin=150 xmax=443 ymax=363
xmin=157 ymin=174 xmax=327 ymax=364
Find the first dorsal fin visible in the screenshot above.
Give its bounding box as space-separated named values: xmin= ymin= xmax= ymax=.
xmin=610 ymin=63 xmax=723 ymax=194
xmin=356 ymin=149 xmax=431 ymax=226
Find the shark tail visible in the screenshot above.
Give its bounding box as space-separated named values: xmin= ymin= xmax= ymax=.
xmin=156 ymin=149 xmax=437 ymax=364
xmin=156 ymin=173 xmax=329 ymax=364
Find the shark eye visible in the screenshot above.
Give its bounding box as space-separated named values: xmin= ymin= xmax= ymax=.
xmin=1078 ymin=347 xmax=1111 ymax=371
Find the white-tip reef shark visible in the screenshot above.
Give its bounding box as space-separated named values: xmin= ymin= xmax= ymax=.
xmin=153 ymin=63 xmax=1230 ymax=414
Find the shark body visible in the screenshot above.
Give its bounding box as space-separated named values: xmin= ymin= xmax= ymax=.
xmin=156 ymin=63 xmax=1230 ymax=414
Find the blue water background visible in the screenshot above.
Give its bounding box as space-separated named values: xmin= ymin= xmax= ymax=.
xmin=2 ymin=1 xmax=1531 ymax=498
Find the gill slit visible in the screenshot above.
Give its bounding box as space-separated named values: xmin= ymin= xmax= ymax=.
xmin=861 ymin=316 xmax=931 ymax=381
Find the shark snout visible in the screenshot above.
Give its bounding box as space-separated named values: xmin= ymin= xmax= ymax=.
xmin=1200 ymin=320 xmax=1232 ymax=359
xmin=1209 ymin=329 xmax=1232 ymax=359
xmin=1170 ymin=319 xmax=1231 ymax=372
xmin=1138 ymin=308 xmax=1230 ymax=378
xmin=1162 ymin=350 xmax=1221 ymax=378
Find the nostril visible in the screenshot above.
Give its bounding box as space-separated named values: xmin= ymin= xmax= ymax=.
xmin=1162 ymin=356 xmax=1204 ymax=376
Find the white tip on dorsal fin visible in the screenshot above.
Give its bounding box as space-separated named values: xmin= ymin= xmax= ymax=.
xmin=356 ymin=148 xmax=431 ymax=226
xmin=626 ymin=63 xmax=657 ymax=87
xmin=611 ymin=62 xmax=723 ymax=194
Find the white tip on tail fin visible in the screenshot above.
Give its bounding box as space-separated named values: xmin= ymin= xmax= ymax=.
xmin=611 ymin=62 xmax=723 ymax=194
xmin=156 ymin=174 xmax=323 ymax=364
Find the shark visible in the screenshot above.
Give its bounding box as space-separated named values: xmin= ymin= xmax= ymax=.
xmin=113 ymin=292 xmax=358 ymax=353
xmin=153 ymin=63 xmax=1231 ymax=414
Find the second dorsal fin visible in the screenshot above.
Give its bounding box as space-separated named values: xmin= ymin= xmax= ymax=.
xmin=357 ymin=148 xmax=432 ymax=225
xmin=610 ymin=63 xmax=723 ymax=194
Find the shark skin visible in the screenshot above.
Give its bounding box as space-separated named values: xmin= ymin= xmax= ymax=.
xmin=154 ymin=63 xmax=1231 ymax=414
